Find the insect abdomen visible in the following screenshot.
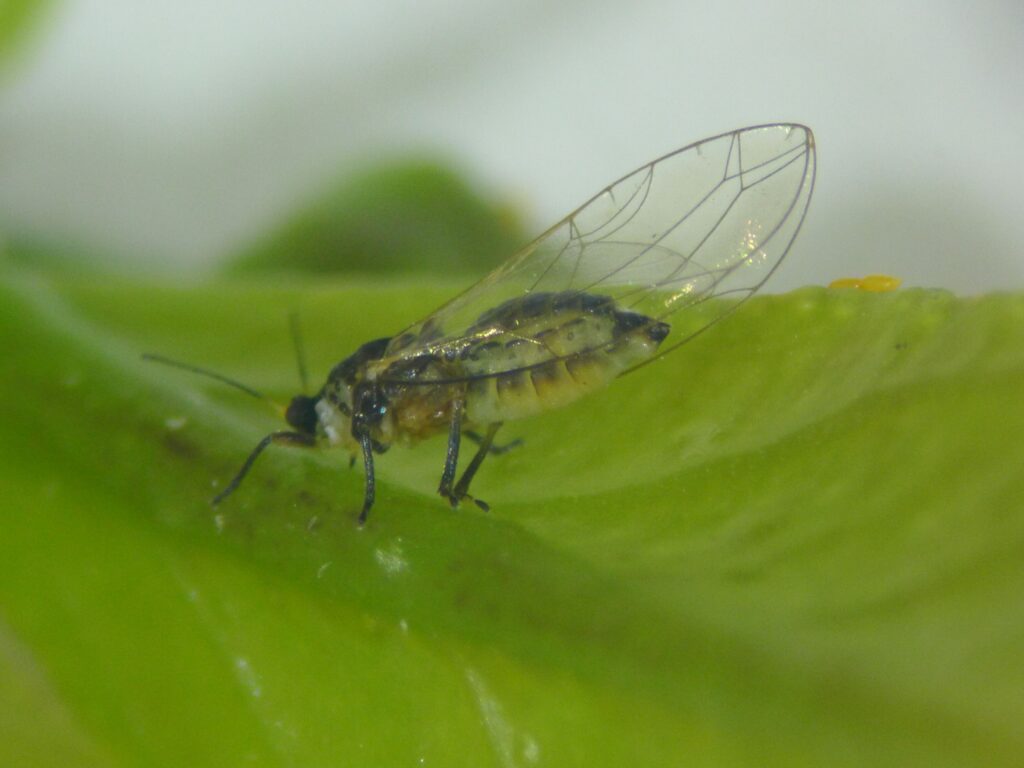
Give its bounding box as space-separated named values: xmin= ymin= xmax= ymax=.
xmin=464 ymin=292 xmax=669 ymax=424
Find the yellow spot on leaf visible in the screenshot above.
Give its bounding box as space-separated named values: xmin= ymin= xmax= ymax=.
xmin=829 ymin=274 xmax=902 ymax=292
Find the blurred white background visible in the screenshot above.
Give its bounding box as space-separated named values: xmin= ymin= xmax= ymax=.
xmin=0 ymin=0 xmax=1020 ymax=290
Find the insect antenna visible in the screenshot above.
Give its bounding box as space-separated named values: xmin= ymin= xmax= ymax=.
xmin=141 ymin=353 xmax=283 ymax=415
xmin=288 ymin=310 xmax=310 ymax=394
xmin=143 ymin=351 xmax=320 ymax=504
xmin=212 ymin=430 xmax=315 ymax=506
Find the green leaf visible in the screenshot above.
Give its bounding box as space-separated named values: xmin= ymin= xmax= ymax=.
xmin=2 ymin=266 xmax=1023 ymax=767
xmin=0 ymin=0 xmax=54 ymax=76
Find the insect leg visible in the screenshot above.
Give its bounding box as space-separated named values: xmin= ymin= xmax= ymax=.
xmin=452 ymin=422 xmax=502 ymax=512
xmin=358 ymin=432 xmax=375 ymax=525
xmin=212 ymin=431 xmax=315 ymax=506
xmin=437 ymin=398 xmax=464 ymax=505
xmin=463 ymin=429 xmax=523 ymax=456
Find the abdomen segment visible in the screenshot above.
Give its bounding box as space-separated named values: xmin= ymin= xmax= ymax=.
xmin=463 ymin=292 xmax=669 ymax=423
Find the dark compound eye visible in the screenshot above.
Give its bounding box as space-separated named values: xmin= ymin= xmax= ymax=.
xmin=285 ymin=394 xmax=319 ymax=435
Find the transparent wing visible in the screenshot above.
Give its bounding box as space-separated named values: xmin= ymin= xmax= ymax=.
xmin=383 ymin=123 xmax=815 ymax=379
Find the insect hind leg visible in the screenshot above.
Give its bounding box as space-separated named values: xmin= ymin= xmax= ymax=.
xmin=451 ymin=423 xmax=502 ymax=512
xmin=463 ymin=429 xmax=522 ymax=456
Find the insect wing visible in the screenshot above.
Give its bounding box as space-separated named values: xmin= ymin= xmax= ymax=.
xmin=384 ymin=123 xmax=815 ymax=376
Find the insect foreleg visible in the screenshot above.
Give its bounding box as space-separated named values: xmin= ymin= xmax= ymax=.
xmin=452 ymin=422 xmax=502 ymax=512
xmin=438 ymin=398 xmax=465 ymax=505
xmin=212 ymin=431 xmax=316 ymax=506
xmin=357 ymin=432 xmax=375 ymax=525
